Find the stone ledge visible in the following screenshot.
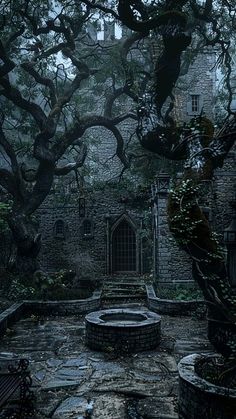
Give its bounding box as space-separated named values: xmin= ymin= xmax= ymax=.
xmin=0 ymin=302 xmax=25 ymax=336
xmin=0 ymin=291 xmax=102 ymax=336
xmin=146 ymin=285 xmax=205 ymax=315
xmin=24 ymin=290 xmax=102 ymax=315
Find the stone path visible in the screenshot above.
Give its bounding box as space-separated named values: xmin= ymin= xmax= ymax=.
xmin=0 ymin=307 xmax=213 ymax=418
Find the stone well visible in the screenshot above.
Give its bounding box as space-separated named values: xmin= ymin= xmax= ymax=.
xmin=85 ymin=308 xmax=161 ymax=353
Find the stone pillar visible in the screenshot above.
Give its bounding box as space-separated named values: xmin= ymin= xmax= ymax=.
xmin=155 ymin=173 xmax=172 ymax=285
xmin=153 ymin=173 xmax=194 ymax=287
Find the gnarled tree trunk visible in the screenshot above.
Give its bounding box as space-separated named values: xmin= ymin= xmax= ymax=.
xmin=8 ymin=211 xmax=41 ymax=275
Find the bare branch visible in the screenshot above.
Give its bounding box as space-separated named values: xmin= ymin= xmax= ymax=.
xmin=21 ymin=62 xmax=57 ymax=106
xmin=81 ymin=0 xmax=120 ymax=20
xmin=0 ymin=78 xmax=47 ymax=129
xmin=55 ymin=142 xmax=87 ymax=176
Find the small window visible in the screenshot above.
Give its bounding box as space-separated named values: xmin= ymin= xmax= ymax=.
xmin=187 ymin=94 xmax=203 ymax=116
xmin=191 ymin=95 xmax=200 ymax=113
xmin=83 ymin=220 xmax=92 ymax=235
xmin=54 ymin=220 xmax=66 ymax=239
xmin=82 ymin=219 xmax=93 ymax=239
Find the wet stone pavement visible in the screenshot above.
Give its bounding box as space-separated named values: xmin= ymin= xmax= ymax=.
xmin=0 ymin=307 xmax=213 ymax=418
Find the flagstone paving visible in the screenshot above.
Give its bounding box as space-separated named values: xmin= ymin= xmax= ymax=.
xmin=0 ymin=307 xmax=213 ymax=418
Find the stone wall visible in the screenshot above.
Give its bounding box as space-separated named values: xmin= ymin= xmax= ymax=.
xmin=176 ymin=51 xmax=216 ymax=122
xmin=37 ymin=145 xmax=235 ymax=283
xmin=212 ymin=151 xmax=236 ymax=235
xmin=147 ymin=285 xmax=205 ymax=316
xmin=152 ymin=175 xmax=193 ymax=285
xmin=152 ymin=145 xmax=235 ymax=287
xmin=0 ymin=303 xmax=25 ymax=337
xmin=0 ymin=292 xmax=102 ymax=336
xmin=37 ymin=185 xmax=152 ymax=275
xmin=24 ymin=291 xmax=101 ymax=316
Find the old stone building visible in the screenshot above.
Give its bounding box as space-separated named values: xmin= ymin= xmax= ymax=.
xmin=35 ymin=30 xmax=235 ymax=287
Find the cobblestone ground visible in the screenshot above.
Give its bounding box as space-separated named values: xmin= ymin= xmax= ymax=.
xmin=0 ymin=307 xmax=213 ymax=419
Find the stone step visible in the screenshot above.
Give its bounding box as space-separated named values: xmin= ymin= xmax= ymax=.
xmin=102 ymin=286 xmax=146 ymax=298
xmin=103 ymin=284 xmax=143 ymax=288
xmin=102 ymin=289 xmax=146 ymax=295
xmin=101 ymin=278 xmax=147 ymax=306
xmin=102 ymin=294 xmax=146 ymax=300
xmin=102 ymin=276 xmax=146 ymax=283
xmin=102 ymin=297 xmax=147 ymax=309
xmin=102 ymin=285 xmax=145 ymax=291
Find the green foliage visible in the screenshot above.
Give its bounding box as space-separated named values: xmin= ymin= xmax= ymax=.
xmin=169 ymin=179 xmax=203 ymax=245
xmin=168 ymin=179 xmax=224 ymax=259
xmin=6 ymin=278 xmax=36 ymax=300
xmin=156 ymin=285 xmax=204 ymax=301
xmin=3 ymin=269 xmax=92 ymax=301
xmin=32 ymin=269 xmax=75 ymax=300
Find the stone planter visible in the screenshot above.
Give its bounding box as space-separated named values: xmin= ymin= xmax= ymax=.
xmin=178 ymin=354 xmax=236 ymax=419
xmin=0 ymin=291 xmax=102 ymax=337
xmin=146 ymin=285 xmax=205 ymax=315
xmin=207 ymin=316 xmax=236 ymax=358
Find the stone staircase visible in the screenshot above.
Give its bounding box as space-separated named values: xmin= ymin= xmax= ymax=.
xmin=101 ymin=275 xmax=147 ymax=308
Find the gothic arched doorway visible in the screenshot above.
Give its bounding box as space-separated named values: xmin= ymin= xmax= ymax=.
xmin=111 ymin=218 xmax=137 ymax=273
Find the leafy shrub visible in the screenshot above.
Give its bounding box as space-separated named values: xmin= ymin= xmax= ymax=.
xmin=6 ymin=278 xmax=36 ymax=301
xmin=2 ymin=269 xmax=93 ymax=301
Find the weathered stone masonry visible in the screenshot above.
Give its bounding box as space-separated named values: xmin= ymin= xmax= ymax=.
xmin=151 ymin=148 xmax=235 ymax=286
xmin=38 ymin=186 xmax=152 ymax=275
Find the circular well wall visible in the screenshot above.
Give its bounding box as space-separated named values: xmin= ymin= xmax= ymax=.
xmin=85 ymin=308 xmax=161 ymax=353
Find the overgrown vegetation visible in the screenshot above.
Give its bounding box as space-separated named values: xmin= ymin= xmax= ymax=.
xmin=156 ymin=285 xmax=204 ymax=301
xmin=0 ymin=270 xmax=92 ymax=301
